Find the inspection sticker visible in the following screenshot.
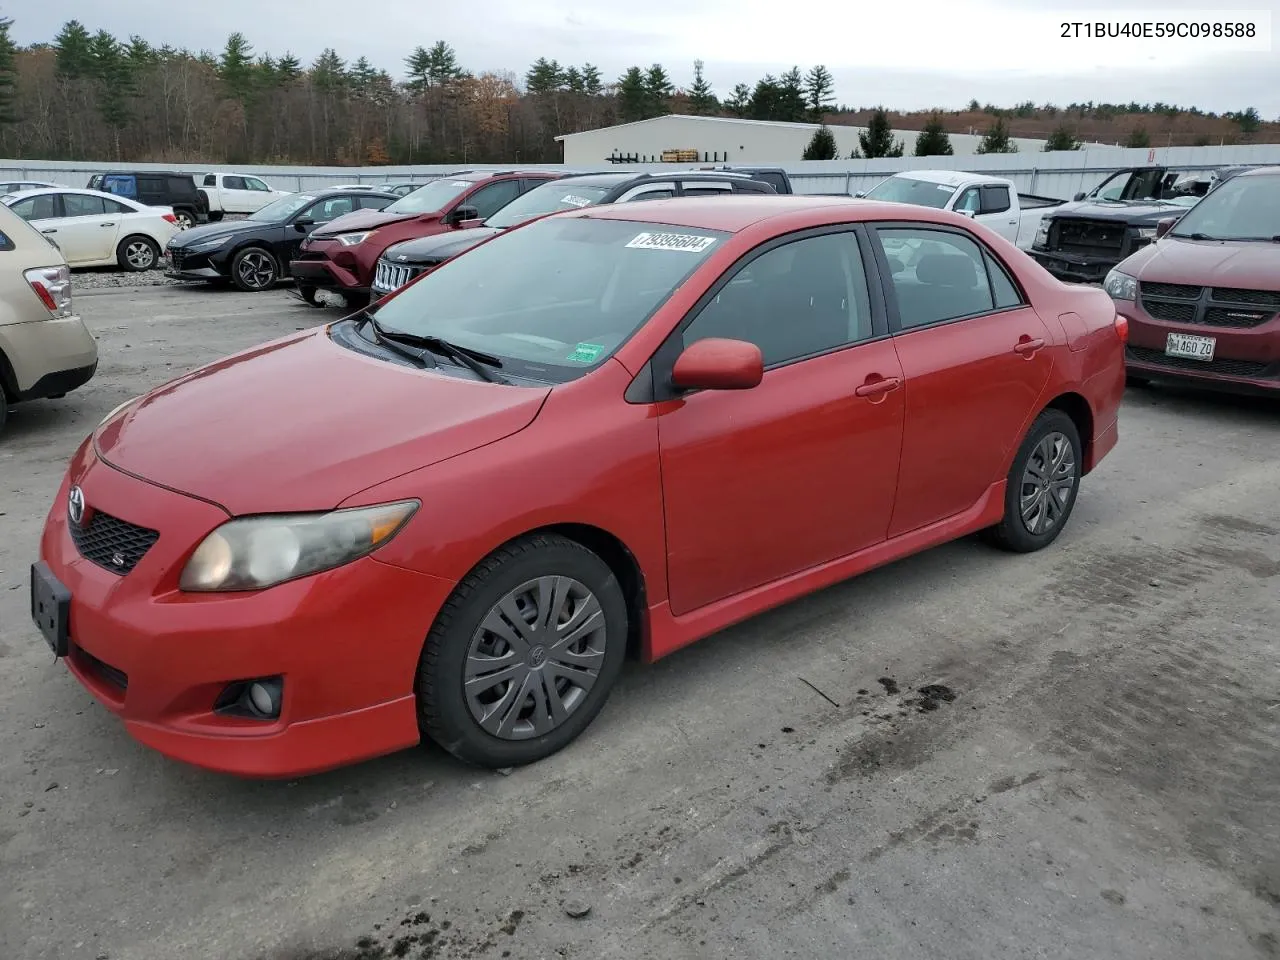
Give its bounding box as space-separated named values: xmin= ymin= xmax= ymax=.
xmin=937 ymin=184 xmax=954 ymax=191
xmin=626 ymin=232 xmax=717 ymax=253
xmin=560 ymin=194 xmax=593 ymax=207
xmin=566 ymin=342 xmax=606 ymax=363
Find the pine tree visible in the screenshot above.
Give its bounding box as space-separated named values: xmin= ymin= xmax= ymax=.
xmin=405 ymin=45 xmax=431 ymax=91
xmin=804 ymin=65 xmax=835 ymax=119
xmin=1124 ymin=125 xmax=1150 ymax=148
xmin=563 ymin=66 xmax=583 ymax=94
xmin=775 ymin=67 xmax=807 ymax=122
xmin=311 ymin=49 xmax=347 ymax=93
xmin=1236 ymin=106 xmax=1261 ymax=134
xmin=89 ymin=31 xmax=132 ymax=129
xmin=976 ymin=117 xmax=1018 ymax=153
xmin=802 ymin=123 xmax=837 ymax=160
xmin=275 ymin=53 xmax=302 ymax=84
xmin=643 ymin=63 xmax=673 ymax=117
xmin=525 ymin=57 xmax=563 ymax=96
xmin=53 ymin=20 xmax=94 ymax=78
xmin=687 ymin=60 xmax=717 ymax=115
xmin=859 ymin=108 xmax=904 ymax=158
xmin=617 ymin=66 xmax=648 ymax=122
xmin=725 ymin=83 xmax=751 ymax=117
xmin=749 ymin=75 xmax=780 ymax=120
xmin=580 ymin=63 xmax=602 ymax=96
xmin=1043 ymin=125 xmax=1080 ymax=151
xmin=912 ymin=111 xmax=953 ymax=156
xmin=425 ymin=41 xmax=462 ymax=87
xmin=0 ymin=18 xmax=16 ymax=126
xmin=218 ymin=32 xmax=255 ymax=104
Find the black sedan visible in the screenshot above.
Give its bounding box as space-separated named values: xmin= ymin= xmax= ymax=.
xmin=164 ymin=188 xmax=398 ymax=291
xmin=371 ymin=170 xmax=775 ymax=297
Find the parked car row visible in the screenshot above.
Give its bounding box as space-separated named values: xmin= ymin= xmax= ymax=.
xmin=1 ymin=187 xmax=180 ymax=270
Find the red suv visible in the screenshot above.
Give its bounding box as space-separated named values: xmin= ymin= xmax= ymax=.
xmin=1106 ymin=166 xmax=1280 ymax=396
xmin=290 ymin=170 xmax=563 ymax=307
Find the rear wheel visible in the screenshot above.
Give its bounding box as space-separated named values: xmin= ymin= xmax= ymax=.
xmin=296 ymin=284 xmax=322 ymax=306
xmin=173 ymin=209 xmax=197 ymax=231
xmin=230 ymin=247 xmax=278 ymax=292
xmin=208 ymin=210 xmax=225 ymax=222
xmin=342 ymin=291 xmax=369 ymax=311
xmin=1126 ymin=374 xmax=1151 ymax=388
xmin=982 ymin=409 xmax=1082 ymax=553
xmin=0 ymin=379 xmax=8 ymax=435
xmin=416 ymin=534 xmax=628 ymax=769
xmin=116 ymin=235 xmax=160 ymax=272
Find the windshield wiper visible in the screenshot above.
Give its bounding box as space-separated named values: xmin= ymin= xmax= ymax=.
xmin=366 ymin=318 xmax=508 ymax=384
xmin=351 ymin=311 xmax=437 ymax=369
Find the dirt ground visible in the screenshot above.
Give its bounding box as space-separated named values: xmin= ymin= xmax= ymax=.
xmin=2 ymin=283 xmax=1278 ymax=960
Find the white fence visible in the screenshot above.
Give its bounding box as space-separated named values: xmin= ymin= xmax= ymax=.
xmin=4 ymin=143 xmax=1280 ymax=202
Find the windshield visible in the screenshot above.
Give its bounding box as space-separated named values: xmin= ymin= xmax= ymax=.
xmin=864 ymin=176 xmax=954 ymax=209
xmin=385 ymin=179 xmax=473 ymax=214
xmin=249 ymin=193 xmax=316 ymax=222
xmin=485 ymin=183 xmax=614 ymax=229
xmin=369 ymin=216 xmax=727 ymax=382
xmin=1169 ymin=174 xmax=1280 ymax=240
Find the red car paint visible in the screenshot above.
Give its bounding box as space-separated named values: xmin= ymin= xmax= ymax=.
xmin=1110 ymin=168 xmax=1280 ymax=396
xmin=36 ymin=196 xmax=1124 ymax=777
xmin=290 ymin=170 xmax=562 ymax=299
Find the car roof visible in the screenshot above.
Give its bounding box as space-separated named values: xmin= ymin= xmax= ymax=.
xmin=575 ymin=194 xmax=874 ymax=232
xmin=1236 ymin=166 xmax=1280 ymax=178
xmin=3 ymin=186 xmax=131 ymax=200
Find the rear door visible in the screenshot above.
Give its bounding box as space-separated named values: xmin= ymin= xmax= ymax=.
xmin=869 ymin=222 xmax=1054 ymax=536
xmin=220 ymin=176 xmax=254 ymax=213
xmin=655 ymin=227 xmax=905 ymax=615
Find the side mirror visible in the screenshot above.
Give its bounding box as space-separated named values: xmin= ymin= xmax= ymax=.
xmin=1073 ymin=191 xmax=1086 ymax=201
xmin=448 ymin=205 xmax=479 ymax=225
xmin=1155 ymin=217 xmax=1177 ymax=239
xmin=293 ymin=217 xmax=314 ymax=231
xmin=955 ymin=208 xmax=976 ymax=219
xmin=670 ymin=338 xmax=763 ymax=391
xmin=853 ymin=190 xmax=867 ymax=198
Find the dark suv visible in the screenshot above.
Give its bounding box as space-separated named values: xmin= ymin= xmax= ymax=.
xmin=371 ymin=170 xmax=777 ymax=297
xmin=85 ymin=171 xmax=205 ymax=229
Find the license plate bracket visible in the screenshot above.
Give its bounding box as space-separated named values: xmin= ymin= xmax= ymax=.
xmin=30 ymin=561 xmax=71 ymax=658
xmin=1166 ymin=332 xmax=1216 ymax=361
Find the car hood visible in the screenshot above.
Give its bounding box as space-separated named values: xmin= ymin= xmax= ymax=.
xmin=94 ymin=328 xmax=550 ymax=516
xmin=384 ymin=227 xmax=504 ymax=264
xmin=310 ymin=209 xmax=422 ymax=237
xmin=169 ymin=220 xmax=262 ymax=248
xmin=1052 ymin=200 xmax=1195 ymax=223
xmin=1120 ymin=236 xmax=1280 ymax=288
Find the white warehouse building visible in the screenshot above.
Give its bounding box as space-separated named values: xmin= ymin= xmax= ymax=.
xmin=556 ymin=115 xmax=1055 ymax=166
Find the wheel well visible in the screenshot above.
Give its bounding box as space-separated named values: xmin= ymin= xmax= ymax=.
xmin=0 ymin=346 xmax=15 ymax=396
xmin=531 ymin=523 xmax=648 ymax=661
xmin=1043 ymin=391 xmax=1094 ymax=467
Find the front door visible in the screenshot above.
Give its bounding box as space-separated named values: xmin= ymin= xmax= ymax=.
xmin=869 ymin=223 xmax=1054 ymax=537
xmin=657 ymin=228 xmax=905 ymax=616
xmin=58 ymin=192 xmax=122 ymax=263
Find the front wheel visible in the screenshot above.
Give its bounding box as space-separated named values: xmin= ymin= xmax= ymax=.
xmin=208 ymin=210 xmax=224 ymax=222
xmin=416 ymin=534 xmax=629 ymax=769
xmin=230 ymin=247 xmax=278 ymax=292
xmin=982 ymin=409 xmax=1082 ymax=553
xmin=116 ymin=235 xmax=160 ymax=272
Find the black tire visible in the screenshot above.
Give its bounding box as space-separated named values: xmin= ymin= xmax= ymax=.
xmin=229 ymin=246 xmax=279 ymax=292
xmin=982 ymin=408 xmax=1083 ymax=554
xmin=173 ymin=209 xmax=197 ymax=231
xmin=1126 ymin=373 xmax=1151 ymax=388
xmin=0 ymin=379 xmax=8 ymax=436
xmin=208 ymin=210 xmax=225 ymax=222
xmin=115 ymin=235 xmax=160 ymax=272
xmin=417 ymin=533 xmax=628 ymax=769
xmin=296 ymin=284 xmax=322 ymax=306
xmin=341 ymin=291 xmax=369 ymax=311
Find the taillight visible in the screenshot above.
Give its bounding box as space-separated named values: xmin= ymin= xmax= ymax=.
xmin=162 ymin=213 xmax=178 ymax=225
xmin=24 ymin=265 xmax=73 ymax=318
xmin=1113 ymin=312 xmax=1129 ymax=344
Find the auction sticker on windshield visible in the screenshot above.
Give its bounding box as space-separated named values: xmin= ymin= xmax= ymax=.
xmin=566 ymin=342 xmax=606 ymax=363
xmin=626 ymin=232 xmax=717 ymax=253
xmin=561 ymin=194 xmax=593 ymax=207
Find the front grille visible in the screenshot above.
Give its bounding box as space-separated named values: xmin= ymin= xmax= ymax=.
xmin=168 ymin=249 xmax=188 ymax=271
xmin=1051 ymin=218 xmax=1127 ymax=256
xmin=1201 ymin=307 xmax=1272 ymax=329
xmin=1140 ymin=282 xmax=1201 ymax=300
xmin=1126 ymin=346 xmax=1270 ymax=377
xmin=1142 ymin=300 xmax=1196 ymax=323
xmin=373 ymin=258 xmax=425 ymax=292
xmin=69 ymin=511 xmax=159 ymax=575
xmin=1212 ymin=287 xmax=1280 ymax=308
xmin=75 ymin=644 xmax=128 ymax=692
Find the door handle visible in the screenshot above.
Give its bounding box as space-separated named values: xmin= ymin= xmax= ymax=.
xmin=855 ymin=376 xmax=902 ymax=398
xmin=41 ymin=228 xmax=56 ymax=234
xmin=101 ymin=222 xmax=116 ymax=227
xmin=1013 ymin=337 xmax=1046 ymax=356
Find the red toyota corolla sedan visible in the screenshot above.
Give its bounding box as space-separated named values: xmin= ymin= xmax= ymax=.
xmin=31 ymin=196 xmax=1126 ymax=778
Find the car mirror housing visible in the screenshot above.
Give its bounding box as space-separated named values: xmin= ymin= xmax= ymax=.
xmin=671 ymin=338 xmax=763 ymax=391
xmin=293 ymin=217 xmax=314 ymax=231
xmin=1073 ymin=191 xmax=1086 ymax=201
xmin=448 ymin=205 xmax=479 ymax=225
xmin=1155 ymin=216 xmax=1178 ymax=239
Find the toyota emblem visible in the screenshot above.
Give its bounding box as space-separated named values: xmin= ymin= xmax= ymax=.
xmin=68 ymin=486 xmax=85 ymax=526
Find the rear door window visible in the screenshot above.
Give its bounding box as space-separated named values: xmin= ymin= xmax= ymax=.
xmin=203 ymin=174 xmax=216 ymax=187
xmin=62 ymin=194 xmax=109 ymax=217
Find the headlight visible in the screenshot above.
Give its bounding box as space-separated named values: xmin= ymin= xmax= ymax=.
xmin=335 ymin=231 xmax=376 ymax=247
xmin=98 ymin=396 xmax=139 ymax=427
xmin=1034 ymin=220 xmax=1050 ymax=246
xmin=1103 ymin=269 xmax=1137 ymax=301
xmin=1135 ymin=227 xmax=1157 ymax=239
xmin=190 ymin=234 xmax=232 ymax=250
xmin=179 ymin=500 xmax=419 ymax=592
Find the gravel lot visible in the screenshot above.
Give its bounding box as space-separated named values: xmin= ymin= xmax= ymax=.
xmin=2 ymin=284 xmax=1279 ymax=960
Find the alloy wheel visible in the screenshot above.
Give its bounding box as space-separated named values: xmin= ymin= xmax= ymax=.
xmin=1019 ymin=430 xmax=1077 ymax=536
xmin=175 ymin=211 xmax=195 ymax=230
xmin=236 ymin=250 xmax=276 ymax=289
xmin=463 ymin=575 xmax=607 ymax=741
xmin=125 ymin=240 xmax=156 ymax=270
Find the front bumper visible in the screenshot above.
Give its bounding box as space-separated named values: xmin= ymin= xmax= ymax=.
xmin=290 ymin=253 xmax=366 ymax=294
xmin=163 ymin=246 xmax=227 ymax=281
xmin=36 ymin=449 xmax=456 ymax=778
xmin=1029 ymin=249 xmax=1114 ymax=284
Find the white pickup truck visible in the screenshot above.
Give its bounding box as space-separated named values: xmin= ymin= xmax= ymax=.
xmin=857 ymin=170 xmax=1064 ymax=249
xmin=196 ymin=172 xmax=291 ymax=221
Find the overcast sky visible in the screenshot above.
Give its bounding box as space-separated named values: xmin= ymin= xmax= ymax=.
xmin=6 ymin=0 xmax=1278 ymax=117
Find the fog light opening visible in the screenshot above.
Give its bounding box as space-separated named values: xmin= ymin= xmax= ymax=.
xmin=247 ymin=679 xmax=283 ymax=719
xmin=214 ymin=676 xmax=284 ymax=720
